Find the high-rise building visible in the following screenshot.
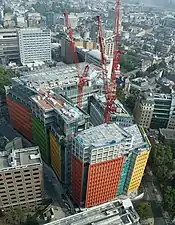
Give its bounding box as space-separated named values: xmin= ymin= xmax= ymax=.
xmin=0 ymin=29 xmax=19 ymax=63
xmin=97 ymin=35 xmax=115 ymax=59
xmin=88 ymin=95 xmax=133 ymax=127
xmin=134 ymin=93 xmax=175 ymax=129
xmin=0 ymin=138 xmax=43 ymax=212
xmin=18 ymin=28 xmax=51 ymax=65
xmin=6 ymin=64 xmax=94 ymax=183
xmin=72 ymin=123 xmax=150 ymax=208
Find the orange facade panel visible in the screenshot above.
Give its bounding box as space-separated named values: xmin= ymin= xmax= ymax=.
xmin=72 ymin=155 xmax=84 ymax=206
xmin=7 ymin=96 xmax=32 ymax=141
xmin=85 ymin=156 xmax=124 ymax=208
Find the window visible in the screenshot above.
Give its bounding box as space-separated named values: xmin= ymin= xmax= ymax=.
xmin=5 ymin=173 xmax=11 ymax=176
xmin=25 ymin=178 xmax=31 ymax=181
xmin=14 ymin=171 xmax=20 ymax=174
xmin=7 ymin=181 xmax=13 ymax=184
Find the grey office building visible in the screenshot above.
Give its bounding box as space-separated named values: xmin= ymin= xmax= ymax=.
xmin=0 ymin=29 xmax=19 ymax=63
xmin=18 ymin=28 xmax=51 ymax=65
xmin=0 ymin=137 xmax=43 ymax=212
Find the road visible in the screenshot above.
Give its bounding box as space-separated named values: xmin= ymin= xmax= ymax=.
xmin=141 ymin=172 xmax=171 ymax=225
xmin=43 ymin=162 xmax=75 ymax=214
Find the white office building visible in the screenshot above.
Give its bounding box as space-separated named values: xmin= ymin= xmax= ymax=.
xmin=18 ymin=28 xmax=51 ymax=65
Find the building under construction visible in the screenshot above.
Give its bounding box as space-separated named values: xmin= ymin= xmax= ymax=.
xmin=6 ymin=63 xmax=93 ymax=183
xmin=72 ymin=123 xmax=150 ymax=208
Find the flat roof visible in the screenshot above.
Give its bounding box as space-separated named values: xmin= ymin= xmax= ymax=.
xmin=95 ymin=94 xmax=132 ymax=118
xmin=75 ymin=123 xmax=131 ymax=148
xmin=160 ymin=128 xmax=175 ymax=140
xmin=46 ymin=198 xmax=140 ymax=225
xmin=31 ymin=92 xmax=87 ymax=123
xmin=12 ymin=62 xmax=101 ymax=92
xmin=0 ymin=145 xmax=42 ymax=171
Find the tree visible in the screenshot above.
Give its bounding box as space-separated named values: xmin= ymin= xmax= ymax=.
xmin=23 ymin=217 xmax=39 ymax=225
xmin=0 ymin=67 xmax=15 ymax=94
xmin=149 ymin=144 xmax=173 ymax=184
xmin=4 ymin=208 xmax=25 ymax=225
xmin=163 ymin=187 xmax=175 ymax=218
xmin=136 ymin=202 xmax=153 ymax=219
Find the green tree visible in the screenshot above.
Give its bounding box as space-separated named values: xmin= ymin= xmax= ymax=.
xmin=163 ymin=187 xmax=175 ymax=218
xmin=149 ymin=144 xmax=173 ymax=184
xmin=23 ymin=216 xmax=39 ymax=225
xmin=0 ymin=67 xmax=15 ymax=94
xmin=4 ymin=208 xmax=25 ymax=225
xmin=136 ymin=202 xmax=153 ymax=219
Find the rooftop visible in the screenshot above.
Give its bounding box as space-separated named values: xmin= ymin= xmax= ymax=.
xmin=75 ymin=123 xmax=131 ymax=148
xmin=75 ymin=123 xmax=149 ymax=151
xmin=46 ymin=198 xmax=140 ymax=225
xmin=160 ymin=128 xmax=175 ymax=140
xmin=95 ymin=94 xmax=132 ymax=118
xmin=0 ymin=140 xmax=42 ymax=171
xmin=124 ymin=124 xmax=148 ymax=149
xmin=31 ymin=92 xmax=87 ymax=123
xmin=12 ymin=62 xmax=102 ymax=92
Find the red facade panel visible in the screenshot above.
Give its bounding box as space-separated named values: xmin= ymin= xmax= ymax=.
xmin=71 ymin=155 xmax=84 ymax=206
xmin=85 ymin=156 xmax=124 ymax=208
xmin=6 ymin=96 xmax=32 ymax=141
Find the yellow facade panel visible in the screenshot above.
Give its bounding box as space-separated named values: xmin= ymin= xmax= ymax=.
xmin=127 ymin=150 xmax=150 ymax=193
xmin=50 ymin=133 xmax=61 ymax=180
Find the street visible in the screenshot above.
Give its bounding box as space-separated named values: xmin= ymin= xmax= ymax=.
xmin=140 ymin=172 xmax=170 ymax=225
xmin=43 ymin=162 xmax=75 ymax=215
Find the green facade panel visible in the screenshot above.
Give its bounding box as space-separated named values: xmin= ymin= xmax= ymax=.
xmin=117 ymin=153 xmax=131 ymax=196
xmin=32 ymin=116 xmax=50 ymax=164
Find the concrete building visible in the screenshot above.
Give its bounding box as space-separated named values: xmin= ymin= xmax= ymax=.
xmin=0 ymin=29 xmax=19 ymax=63
xmin=45 ymin=198 xmax=140 ymax=225
xmin=134 ymin=93 xmax=175 ymax=129
xmin=26 ymin=12 xmax=41 ymax=28
xmin=3 ymin=13 xmax=16 ymax=28
xmin=65 ymin=13 xmax=78 ymax=29
xmin=16 ymin=15 xmax=26 ymax=28
xmin=88 ymin=95 xmax=133 ymax=127
xmin=0 ymin=137 xmax=43 ymax=212
xmin=97 ymin=35 xmax=115 ymax=59
xmin=72 ymin=123 xmax=150 ymax=208
xmin=7 ymin=63 xmax=98 ymax=183
xmin=18 ymin=28 xmax=51 ymax=65
xmin=61 ymin=38 xmax=96 ymax=64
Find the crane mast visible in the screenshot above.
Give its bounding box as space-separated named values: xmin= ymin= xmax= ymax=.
xmin=104 ymin=0 xmax=122 ymax=124
xmin=97 ymin=16 xmax=108 ymax=96
xmin=64 ymin=12 xmax=89 ymax=108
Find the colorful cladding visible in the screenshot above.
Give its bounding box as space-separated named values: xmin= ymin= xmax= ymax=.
xmin=72 ymin=155 xmax=84 ymax=206
xmin=85 ymin=157 xmax=124 ymax=208
xmin=127 ymin=150 xmax=150 ymax=193
xmin=6 ymin=96 xmax=32 ymax=141
xmin=50 ymin=131 xmax=62 ymax=181
xmin=32 ymin=116 xmax=50 ymax=163
xmin=117 ymin=154 xmax=131 ymax=196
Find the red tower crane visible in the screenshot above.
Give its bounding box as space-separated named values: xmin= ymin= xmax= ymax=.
xmin=64 ymin=12 xmax=89 ymax=108
xmin=97 ymin=15 xmax=108 ymax=96
xmin=104 ymin=0 xmax=123 ymax=124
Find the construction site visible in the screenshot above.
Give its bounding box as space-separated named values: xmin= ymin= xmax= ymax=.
xmin=6 ymin=0 xmax=151 ymax=214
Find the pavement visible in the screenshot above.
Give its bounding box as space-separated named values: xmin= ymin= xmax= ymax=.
xmin=140 ymin=170 xmax=171 ymax=225
xmin=43 ymin=162 xmax=75 ymax=215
